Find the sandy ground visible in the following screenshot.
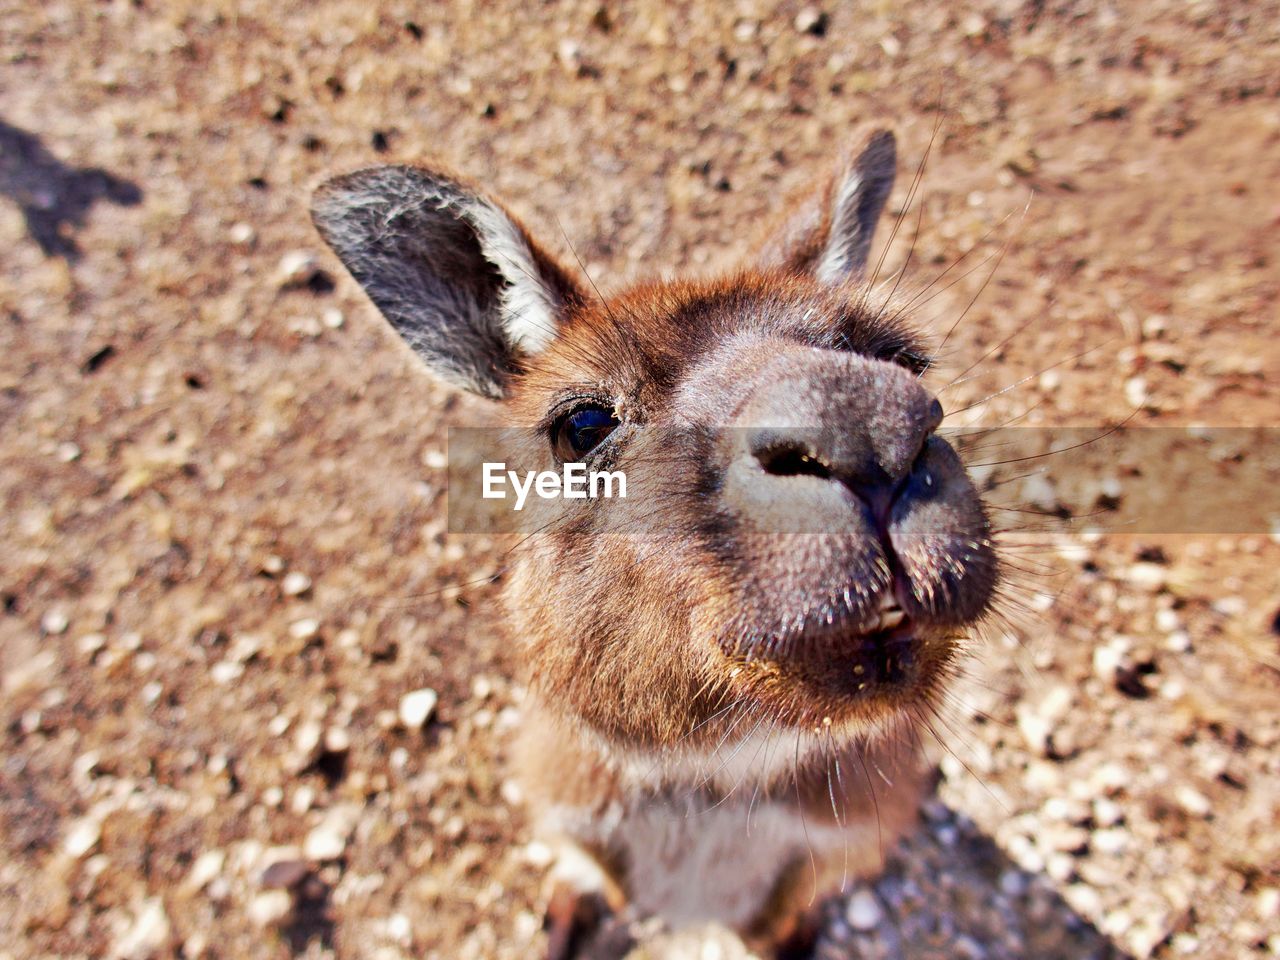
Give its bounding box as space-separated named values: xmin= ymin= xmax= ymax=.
xmin=1 ymin=1 xmax=1278 ymax=958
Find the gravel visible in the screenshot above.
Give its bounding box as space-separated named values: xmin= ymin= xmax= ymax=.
xmin=1 ymin=2 xmax=1277 ymax=959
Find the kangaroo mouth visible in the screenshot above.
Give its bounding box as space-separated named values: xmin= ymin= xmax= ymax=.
xmin=726 ymin=592 xmax=953 ymax=725
xmin=792 ymin=600 xmax=922 ymax=696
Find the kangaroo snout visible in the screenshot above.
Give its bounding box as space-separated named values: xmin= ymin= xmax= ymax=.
xmin=725 ymin=347 xmax=946 ymax=530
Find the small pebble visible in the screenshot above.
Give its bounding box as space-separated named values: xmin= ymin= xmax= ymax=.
xmin=1257 ymin=887 xmax=1280 ymax=919
xmin=1124 ymin=375 xmax=1148 ymax=407
xmin=1175 ymin=785 xmax=1211 ymax=817
xmin=1016 ymin=706 xmax=1053 ymax=757
xmin=1092 ymin=828 xmax=1130 ymax=855
xmin=1093 ymin=797 xmax=1124 ymax=827
xmin=399 ymin=688 xmax=439 ymax=729
xmin=289 ymin=618 xmax=319 ymax=640
xmin=281 ymin=571 xmax=312 ymax=596
xmin=1044 ymin=824 xmax=1090 ymax=854
xmin=793 ymin=7 xmax=828 ymax=35
xmin=64 ymin=817 xmax=101 ymax=858
xmin=303 ymin=804 xmax=361 ymax=860
xmin=1126 ymin=563 xmax=1167 ymax=592
xmin=845 ymin=888 xmax=883 ymax=931
xmin=186 ymin=849 xmax=225 ymax=891
xmin=228 ymin=222 xmax=255 ymax=245
xmin=1064 ymin=883 xmax=1103 ymax=917
xmin=261 ymin=858 xmax=309 ymax=889
xmin=112 ymin=898 xmax=171 ymax=959
xmin=1045 ymin=852 xmax=1075 ymax=882
xmin=291 ymin=785 xmax=315 ymax=814
xmin=210 ymin=660 xmax=244 ymax=684
xmin=277 ymin=250 xmax=317 ymax=287
xmin=247 ymin=889 xmax=293 ymax=927
xmin=41 ymin=609 xmax=69 ymax=635
xmin=387 ymin=913 xmax=412 ymax=944
xmin=324 ymin=726 xmax=350 ymax=753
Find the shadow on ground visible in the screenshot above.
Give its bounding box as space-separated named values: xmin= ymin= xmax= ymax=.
xmin=811 ymin=800 xmax=1131 ymax=960
xmin=0 ymin=118 xmax=141 ymax=260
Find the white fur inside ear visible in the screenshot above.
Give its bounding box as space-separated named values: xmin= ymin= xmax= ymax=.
xmin=815 ymin=171 xmax=866 ymax=285
xmin=467 ymin=199 xmax=561 ymax=354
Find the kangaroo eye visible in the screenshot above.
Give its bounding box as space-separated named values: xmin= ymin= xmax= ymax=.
xmin=552 ymin=404 xmax=619 ymax=461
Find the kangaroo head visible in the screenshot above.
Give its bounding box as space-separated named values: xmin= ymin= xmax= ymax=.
xmin=312 ymin=129 xmax=997 ymax=780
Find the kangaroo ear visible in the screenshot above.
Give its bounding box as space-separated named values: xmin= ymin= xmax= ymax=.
xmin=311 ymin=166 xmax=583 ymax=399
xmin=757 ymin=128 xmax=897 ymax=285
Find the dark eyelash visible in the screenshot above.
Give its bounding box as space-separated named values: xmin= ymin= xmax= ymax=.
xmin=539 ymin=390 xmax=614 ymax=436
xmin=893 ymin=350 xmax=933 ymax=375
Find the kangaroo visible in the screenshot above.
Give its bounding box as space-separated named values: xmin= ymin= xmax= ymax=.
xmin=311 ymin=127 xmax=998 ymax=958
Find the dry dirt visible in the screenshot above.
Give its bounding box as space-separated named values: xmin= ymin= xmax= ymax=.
xmin=1 ymin=1 xmax=1278 ymax=959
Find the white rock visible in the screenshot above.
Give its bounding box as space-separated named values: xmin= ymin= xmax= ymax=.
xmin=1175 ymin=785 xmax=1211 ymax=817
xmin=303 ymin=804 xmax=361 ymax=861
xmin=1124 ymin=376 xmax=1148 ymax=407
xmin=845 ymin=888 xmax=883 ymax=930
xmin=1257 ymin=887 xmax=1280 ymax=919
xmin=228 ymin=634 xmax=262 ymax=663
xmin=1064 ymin=883 xmax=1103 ymax=917
xmin=1212 ymin=596 xmax=1246 ymax=617
xmin=289 ymin=618 xmax=319 ymax=640
xmin=1044 ymin=824 xmax=1090 ymax=854
xmin=281 ymin=571 xmax=312 ymax=596
xmin=41 ymin=609 xmax=69 ymax=635
xmin=1126 ymin=562 xmax=1167 ymax=592
xmin=64 ymin=817 xmax=101 ymax=858
xmin=399 ymin=688 xmax=438 ymax=729
xmin=291 ymin=785 xmax=315 ymax=815
xmin=210 ymin=660 xmax=244 ymax=685
xmin=324 ymin=726 xmax=351 ymax=753
xmin=1093 ymin=828 xmax=1130 ymax=855
xmin=387 ymin=913 xmax=412 ymax=944
xmin=794 ymin=7 xmax=826 ymax=33
xmin=111 ymin=898 xmax=170 ymax=959
xmin=228 ymin=222 xmax=256 ymax=245
xmin=78 ymin=633 xmax=107 ymax=655
xmin=1092 ymin=763 xmax=1129 ymax=796
xmin=1020 ymin=473 xmax=1059 ymax=512
xmin=277 ymin=250 xmax=317 ymax=286
xmin=247 ymin=889 xmax=293 ymax=927
xmin=186 ymin=849 xmax=225 ymax=891
xmin=523 ymin=841 xmax=554 ymax=868
xmin=1092 ymin=644 xmax=1126 ymax=683
xmin=1046 ymin=852 xmax=1075 ymax=882
xmin=1043 ymin=796 xmax=1090 ymax=823
xmin=1093 ymin=797 xmax=1124 ymax=827
xmin=1016 ymin=705 xmax=1053 ymax=757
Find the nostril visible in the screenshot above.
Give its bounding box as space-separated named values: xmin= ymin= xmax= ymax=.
xmin=926 ymin=397 xmax=944 ymax=430
xmin=755 ymin=441 xmax=831 ymax=480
